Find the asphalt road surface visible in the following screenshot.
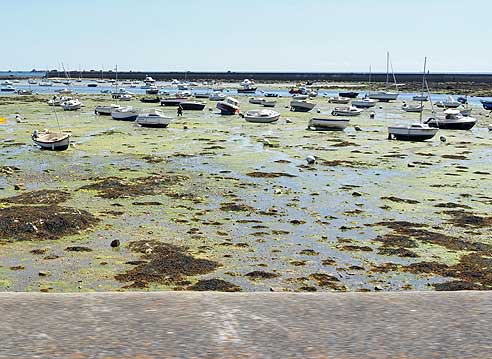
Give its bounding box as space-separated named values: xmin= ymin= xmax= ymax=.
xmin=1 ymin=291 xmax=491 ymax=358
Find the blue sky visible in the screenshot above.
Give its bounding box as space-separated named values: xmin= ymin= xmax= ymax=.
xmin=2 ymin=0 xmax=491 ymax=72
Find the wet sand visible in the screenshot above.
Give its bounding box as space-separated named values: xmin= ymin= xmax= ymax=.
xmin=1 ymin=88 xmax=492 ymax=292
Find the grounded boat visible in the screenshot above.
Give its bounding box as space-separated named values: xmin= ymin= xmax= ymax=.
xmin=352 ymin=98 xmax=377 ymax=108
xmin=28 ymin=79 xmax=38 ymax=85
xmin=111 ymin=106 xmax=138 ymax=121
xmin=413 ymin=94 xmax=429 ymax=101
xmin=244 ymin=109 xmax=280 ymax=123
xmin=249 ymin=97 xmax=264 ymax=104
xmin=95 ymin=104 xmax=121 ymax=115
xmin=140 ymin=96 xmax=161 ymax=103
xmin=119 ymin=94 xmax=133 ymax=101
xmin=264 ymin=93 xmax=279 ymax=97
xmin=480 ymin=100 xmax=492 ymax=110
xmin=339 ymin=91 xmax=359 ymax=98
xmin=194 ymin=92 xmax=210 ymax=99
xmin=135 ymin=109 xmax=171 ymax=128
xmin=425 ymin=109 xmax=477 ymax=130
xmin=179 ymin=101 xmax=206 ymax=111
xmin=48 ymin=96 xmax=71 ymax=106
xmin=2 ymin=80 xmax=13 ymax=85
xmin=331 ymin=106 xmax=362 ymax=116
xmin=62 ymin=99 xmax=82 ymax=111
xmin=1 ymin=85 xmax=15 ymax=92
xmin=308 ymin=117 xmax=350 ymax=131
xmin=17 ymin=89 xmax=33 ymax=95
xmin=401 ymin=102 xmax=424 ymax=113
xmin=368 ymin=52 xmax=400 ymax=102
xmin=261 ymin=100 xmax=276 ymax=108
xmin=32 ymin=130 xmax=71 ymax=151
xmin=292 ymin=94 xmax=309 ymax=100
xmin=208 ymin=92 xmax=226 ymax=101
xmin=290 ymin=100 xmax=315 ymax=112
xmin=435 ymin=96 xmax=461 ymax=108
xmin=160 ymin=98 xmax=187 ymax=106
xmin=388 ymin=123 xmax=438 ymax=141
xmin=56 ymin=88 xmax=73 ymax=95
xmin=328 ymin=96 xmax=351 ymax=104
xmin=237 ymin=87 xmax=257 ymax=93
xmin=146 ymin=86 xmax=159 ymax=95
xmin=217 ymin=97 xmax=240 ymax=115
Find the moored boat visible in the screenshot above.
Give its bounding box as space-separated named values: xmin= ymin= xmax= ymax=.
xmin=331 ymin=106 xmax=362 ymax=116
xmin=95 ymin=104 xmax=121 ymax=115
xmin=1 ymin=85 xmax=15 ymax=92
xmin=249 ymin=97 xmax=264 ymax=104
xmin=140 ymin=96 xmax=161 ymax=103
xmin=111 ymin=106 xmax=138 ymax=121
xmin=401 ymin=102 xmax=424 ymax=113
xmin=160 ymin=97 xmax=187 ymax=106
xmin=179 ymin=101 xmax=206 ymax=111
xmin=308 ymin=117 xmax=350 ymax=131
xmin=339 ymin=91 xmax=359 ymax=98
xmin=135 ymin=109 xmax=171 ymax=128
xmin=261 ymin=100 xmax=276 ymax=108
xmin=290 ymin=100 xmax=315 ymax=112
xmin=17 ymin=89 xmax=33 ymax=95
xmin=480 ymin=99 xmax=492 ymax=111
xmin=352 ymin=98 xmax=377 ymax=108
xmin=62 ymin=99 xmax=82 ymax=111
xmin=435 ymin=96 xmax=461 ymax=108
xmin=208 ymin=92 xmax=226 ymax=101
xmin=328 ymin=96 xmax=351 ymax=104
xmin=217 ymin=97 xmax=240 ymax=115
xmin=32 ymin=130 xmax=71 ymax=151
xmin=425 ymin=109 xmax=477 ymax=130
xmin=243 ymin=109 xmax=280 ymax=123
xmin=388 ymin=123 xmax=438 ymax=141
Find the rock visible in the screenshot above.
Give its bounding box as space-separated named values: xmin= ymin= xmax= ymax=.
xmin=38 ymin=271 xmax=50 ymax=277
xmin=369 ymin=112 xmax=375 ymax=119
xmin=14 ymin=183 xmax=25 ymax=191
xmin=110 ymin=239 xmax=120 ymax=248
xmin=354 ymin=126 xmax=362 ymax=131
xmin=440 ymin=136 xmax=446 ymax=143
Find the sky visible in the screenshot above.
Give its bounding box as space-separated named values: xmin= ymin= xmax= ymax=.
xmin=2 ymin=0 xmax=491 ymax=73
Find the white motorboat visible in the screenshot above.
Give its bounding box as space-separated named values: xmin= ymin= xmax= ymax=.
xmin=95 ymin=104 xmax=121 ymax=115
xmin=17 ymin=89 xmax=33 ymax=95
xmin=331 ymin=106 xmax=362 ymax=116
xmin=425 ymin=109 xmax=477 ymax=130
xmin=111 ymin=106 xmax=138 ymax=121
xmin=249 ymin=97 xmax=264 ymax=104
xmin=435 ymin=96 xmax=461 ymax=108
xmin=1 ymin=85 xmax=15 ymax=92
xmin=388 ymin=123 xmax=438 ymax=141
xmin=352 ymin=98 xmax=377 ymax=108
xmin=177 ymin=90 xmax=192 ymax=98
xmin=290 ymin=100 xmax=315 ymax=112
xmin=262 ymin=100 xmax=276 ymax=108
xmin=217 ymin=97 xmax=240 ymax=115
xmin=401 ymin=102 xmax=424 ymax=113
xmin=243 ymin=109 xmax=280 ymax=123
xmin=136 ymin=109 xmax=171 ymax=128
xmin=32 ymin=130 xmax=71 ymax=151
xmin=62 ymin=99 xmax=82 ymax=111
xmin=208 ymin=92 xmax=226 ymax=101
xmin=28 ymin=79 xmax=38 ymax=85
xmin=48 ymin=96 xmax=71 ymax=106
xmin=308 ymin=117 xmax=350 ymax=131
xmin=328 ymin=96 xmax=351 ymax=104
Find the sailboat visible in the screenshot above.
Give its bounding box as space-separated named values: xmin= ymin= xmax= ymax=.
xmin=369 ymin=52 xmax=399 ymax=102
xmin=388 ymin=57 xmax=438 ymax=141
xmin=32 ymin=97 xmax=71 ymax=150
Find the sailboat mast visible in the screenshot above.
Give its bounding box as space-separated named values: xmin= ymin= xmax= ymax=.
xmin=419 ymin=57 xmax=427 ymax=123
xmin=386 ymin=51 xmax=389 ymax=88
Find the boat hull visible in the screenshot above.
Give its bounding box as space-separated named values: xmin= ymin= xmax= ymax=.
xmin=339 ymin=92 xmax=359 ymax=98
xmin=309 ymin=118 xmax=349 ymax=131
xmin=290 ymin=101 xmax=315 ymax=112
xmin=368 ymin=92 xmax=398 ymax=102
xmin=237 ymin=88 xmax=257 ymax=93
xmin=426 ymin=120 xmax=476 ymax=130
xmin=180 ymin=102 xmax=206 ymax=111
xmin=160 ymin=99 xmax=186 ymax=107
xmin=216 ymin=102 xmax=239 ymax=115
xmin=388 ymin=127 xmax=437 ymax=141
xmin=32 ymin=134 xmax=70 ymax=151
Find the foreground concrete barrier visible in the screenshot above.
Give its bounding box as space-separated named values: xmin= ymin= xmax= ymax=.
xmin=1 ymin=291 xmax=491 ymax=358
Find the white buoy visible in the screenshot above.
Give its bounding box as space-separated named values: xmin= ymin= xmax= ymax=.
xmin=306 ymin=155 xmax=316 ymax=164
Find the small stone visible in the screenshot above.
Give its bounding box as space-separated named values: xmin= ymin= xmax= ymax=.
xmin=354 ymin=126 xmax=362 ymax=131
xmin=38 ymin=270 xmax=50 ymax=277
xmin=110 ymin=239 xmax=120 ymax=248
xmin=14 ymin=183 xmax=25 ymax=191
xmin=306 ymin=155 xmax=316 ymax=164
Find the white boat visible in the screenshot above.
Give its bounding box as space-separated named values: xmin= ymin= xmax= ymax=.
xmin=425 ymin=109 xmax=477 ymax=130
xmin=352 ymin=98 xmax=377 ymax=108
xmin=368 ymin=52 xmax=400 ymax=101
xmin=87 ymin=82 xmax=98 ymax=87
xmin=262 ymin=100 xmax=276 ymax=107
xmin=17 ymin=89 xmax=33 ymax=95
xmin=95 ymin=104 xmax=121 ymax=115
xmin=62 ymin=99 xmax=82 ymax=111
xmin=249 ymin=97 xmax=264 ymax=104
xmin=1 ymin=85 xmax=16 ymax=92
xmin=177 ymin=90 xmax=192 ymax=98
xmin=28 ymin=79 xmax=38 ymax=85
xmin=217 ymin=97 xmax=240 ymax=115
xmin=48 ymin=96 xmax=71 ymax=106
xmin=244 ymin=109 xmax=280 ymax=123
xmin=328 ymin=96 xmax=351 ymax=104
xmin=308 ymin=117 xmax=350 ymax=131
xmin=56 ymin=88 xmax=73 ymax=95
xmin=209 ymin=92 xmax=226 ymax=101
xmin=32 ymin=130 xmax=71 ymax=151
xmin=292 ymin=94 xmax=308 ymax=100
xmin=331 ymin=106 xmax=362 ymax=116
xmin=111 ymin=106 xmax=138 ymax=121
xmin=136 ymin=109 xmax=171 ymax=128
xmin=388 ymin=123 xmax=438 ymax=141
xmin=401 ymin=102 xmax=424 ymax=113
xmin=39 ymin=80 xmax=53 ymax=87
xmin=435 ymin=96 xmax=461 ymax=108
xmin=144 ymin=75 xmax=155 ymax=84
xmin=2 ymin=80 xmax=13 ymax=85
xmin=119 ymin=94 xmax=133 ymax=101
xmin=413 ymin=94 xmax=429 ymax=101
xmin=290 ymin=100 xmax=315 ymax=112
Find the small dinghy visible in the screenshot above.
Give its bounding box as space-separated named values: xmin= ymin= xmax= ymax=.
xmin=308 ymin=117 xmax=350 ymax=131
xmin=146 ymin=86 xmax=159 ymax=95
xmin=480 ymin=100 xmax=492 ymax=111
xmin=388 ymin=123 xmax=438 ymax=141
xmin=1 ymin=85 xmax=15 ymax=92
xmin=290 ymin=100 xmax=315 ymax=112
xmin=243 ymin=109 xmax=280 ymax=123
xmin=331 ymin=106 xmax=362 ymax=116
xmin=56 ymin=88 xmax=73 ymax=95
xmin=264 ymin=92 xmax=279 ymax=97
xmin=401 ymin=102 xmax=424 ymax=113
xmin=261 ymin=100 xmax=276 ymax=108
xmin=95 ymin=104 xmax=121 ymax=115
xmin=62 ymin=99 xmax=82 ymax=111
xmin=111 ymin=106 xmax=138 ymax=121
xmin=249 ymin=97 xmax=264 ymax=104
xmin=87 ymin=82 xmax=98 ymax=87
xmin=352 ymin=98 xmax=377 ymax=108
xmin=217 ymin=97 xmax=240 ymax=115
xmin=179 ymin=101 xmax=206 ymax=111
xmin=32 ymin=129 xmax=71 ymax=151
xmin=328 ymin=96 xmax=351 ymax=104
xmin=140 ymin=96 xmax=161 ymax=103
xmin=194 ymin=92 xmax=210 ymax=99
xmin=135 ymin=109 xmax=171 ymax=128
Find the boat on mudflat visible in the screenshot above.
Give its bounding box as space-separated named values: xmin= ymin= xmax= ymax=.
xmin=160 ymin=98 xmax=187 ymax=106
xmin=339 ymin=91 xmax=359 ymax=98
xmin=95 ymin=104 xmax=121 ymax=115
xmin=111 ymin=106 xmax=138 ymax=121
xmin=388 ymin=123 xmax=437 ymax=141
xmin=136 ymin=109 xmax=171 ymax=128
xmin=352 ymin=98 xmax=377 ymax=108
xmin=481 ymin=100 xmax=492 ymax=111
xmin=290 ymin=100 xmax=315 ymax=112
xmin=32 ymin=130 xmax=71 ymax=151
xmin=140 ymin=96 xmax=161 ymax=103
xmin=179 ymin=101 xmax=206 ymax=111
xmin=308 ymin=117 xmax=350 ymax=131
xmin=328 ymin=96 xmax=351 ymax=104
xmin=401 ymin=102 xmax=424 ymax=113
xmin=217 ymin=97 xmax=240 ymax=115
xmin=243 ymin=109 xmax=280 ymax=123
xmin=331 ymin=106 xmax=362 ymax=116
xmin=425 ymin=109 xmax=477 ymax=130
